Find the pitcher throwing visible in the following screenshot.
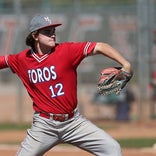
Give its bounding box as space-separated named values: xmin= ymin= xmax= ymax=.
xmin=0 ymin=14 xmax=132 ymax=156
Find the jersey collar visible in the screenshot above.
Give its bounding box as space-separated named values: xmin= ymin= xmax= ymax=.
xmin=31 ymin=49 xmax=50 ymax=63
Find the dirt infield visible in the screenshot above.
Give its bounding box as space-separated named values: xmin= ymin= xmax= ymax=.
xmin=0 ymin=146 xmax=156 ymax=156
xmin=0 ymin=121 xmax=156 ymax=156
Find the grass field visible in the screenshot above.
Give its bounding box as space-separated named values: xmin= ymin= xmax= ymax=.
xmin=0 ymin=123 xmax=156 ymax=148
xmin=0 ymin=121 xmax=156 ymax=155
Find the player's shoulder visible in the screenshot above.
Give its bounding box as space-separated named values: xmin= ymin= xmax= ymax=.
xmin=19 ymin=49 xmax=31 ymax=57
xmin=56 ymin=41 xmax=94 ymax=48
xmin=56 ymin=42 xmax=74 ymax=47
xmin=8 ymin=49 xmax=31 ymax=59
xmin=6 ymin=49 xmax=31 ymax=65
xmin=54 ymin=42 xmax=75 ymax=51
xmin=54 ymin=42 xmax=96 ymax=54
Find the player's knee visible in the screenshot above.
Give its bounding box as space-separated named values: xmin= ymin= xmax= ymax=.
xmin=108 ymin=140 xmax=122 ymax=155
xmin=98 ymin=139 xmax=121 ymax=155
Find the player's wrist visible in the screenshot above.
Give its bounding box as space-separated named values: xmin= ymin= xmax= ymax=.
xmin=122 ymin=62 xmax=132 ymax=74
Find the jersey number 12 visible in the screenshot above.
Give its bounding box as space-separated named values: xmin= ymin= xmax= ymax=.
xmin=49 ymin=83 xmax=65 ymax=98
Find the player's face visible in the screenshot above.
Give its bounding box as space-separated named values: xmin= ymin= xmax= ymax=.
xmin=39 ymin=27 xmax=56 ymax=38
xmin=37 ymin=27 xmax=56 ymax=48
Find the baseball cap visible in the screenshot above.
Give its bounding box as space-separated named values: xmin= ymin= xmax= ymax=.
xmin=29 ymin=14 xmax=62 ymax=32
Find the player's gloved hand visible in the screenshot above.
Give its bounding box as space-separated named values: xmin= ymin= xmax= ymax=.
xmin=97 ymin=67 xmax=133 ymax=95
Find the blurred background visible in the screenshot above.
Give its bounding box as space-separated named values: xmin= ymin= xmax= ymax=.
xmin=0 ymin=0 xmax=156 ymax=124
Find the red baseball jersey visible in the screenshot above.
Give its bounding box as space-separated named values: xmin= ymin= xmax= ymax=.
xmin=6 ymin=42 xmax=96 ymax=114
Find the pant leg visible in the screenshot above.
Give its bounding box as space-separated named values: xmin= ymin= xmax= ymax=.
xmin=62 ymin=114 xmax=122 ymax=156
xmin=16 ymin=114 xmax=59 ymax=156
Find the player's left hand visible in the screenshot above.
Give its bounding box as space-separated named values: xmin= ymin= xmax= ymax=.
xmin=97 ymin=67 xmax=133 ymax=95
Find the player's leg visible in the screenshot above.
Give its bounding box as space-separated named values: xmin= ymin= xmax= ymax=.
xmin=16 ymin=114 xmax=59 ymax=156
xmin=62 ymin=114 xmax=122 ymax=156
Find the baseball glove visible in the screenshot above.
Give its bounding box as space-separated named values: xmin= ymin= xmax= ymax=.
xmin=97 ymin=67 xmax=133 ymax=95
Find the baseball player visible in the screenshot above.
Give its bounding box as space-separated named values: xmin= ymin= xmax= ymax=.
xmin=0 ymin=14 xmax=132 ymax=156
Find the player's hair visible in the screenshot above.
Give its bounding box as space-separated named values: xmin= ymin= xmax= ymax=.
xmin=25 ymin=31 xmax=38 ymax=50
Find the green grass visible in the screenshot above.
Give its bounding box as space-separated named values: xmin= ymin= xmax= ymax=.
xmin=118 ymin=138 xmax=156 ymax=148
xmin=1 ymin=138 xmax=156 ymax=147
xmin=0 ymin=123 xmax=156 ymax=148
xmin=0 ymin=123 xmax=30 ymax=131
